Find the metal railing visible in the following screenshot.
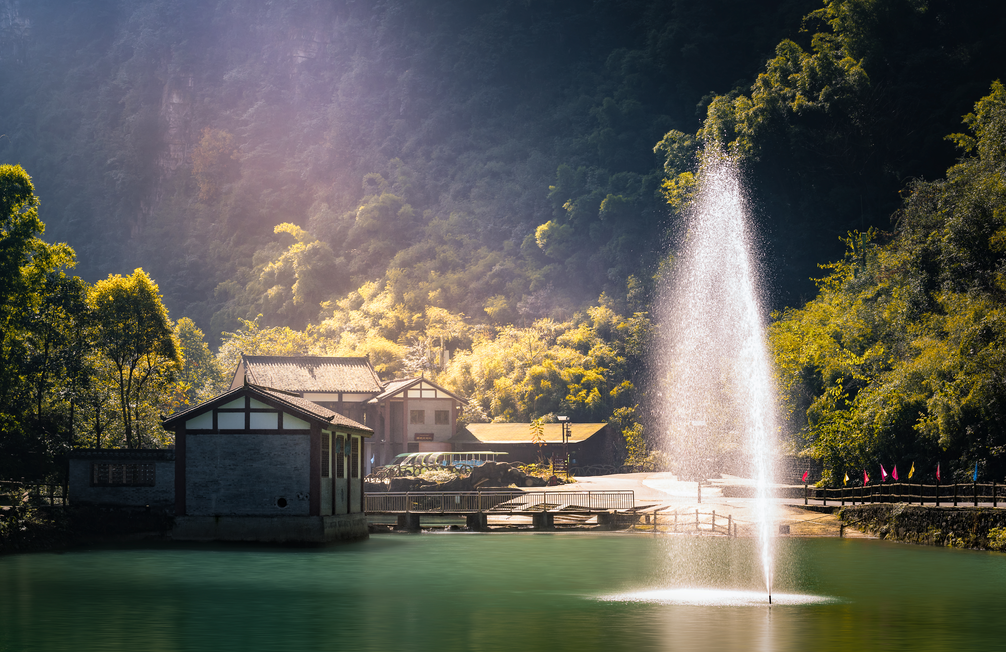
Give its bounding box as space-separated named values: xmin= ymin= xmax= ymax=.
xmin=365 ymin=490 xmax=635 ymax=514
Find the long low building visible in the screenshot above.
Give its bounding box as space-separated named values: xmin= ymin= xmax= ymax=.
xmin=448 ymin=422 xmax=619 ymax=469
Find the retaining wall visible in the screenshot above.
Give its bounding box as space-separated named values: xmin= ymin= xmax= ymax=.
xmin=840 ymin=504 xmax=1006 ymax=551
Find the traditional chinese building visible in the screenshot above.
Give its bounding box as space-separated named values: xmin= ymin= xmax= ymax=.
xmin=229 ymin=355 xmax=466 ymax=471
xmin=162 ymin=382 xmax=372 ymax=542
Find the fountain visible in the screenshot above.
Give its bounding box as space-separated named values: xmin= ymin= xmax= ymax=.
xmin=653 ymin=148 xmax=777 ymax=602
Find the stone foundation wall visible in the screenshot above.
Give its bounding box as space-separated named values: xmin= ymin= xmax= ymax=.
xmin=840 ymin=504 xmax=1006 ymax=551
xmin=173 ymin=513 xmax=369 ymax=543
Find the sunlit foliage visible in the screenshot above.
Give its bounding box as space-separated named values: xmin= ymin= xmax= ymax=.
xmin=770 ymin=83 xmax=1006 ymax=483
xmin=89 ymin=269 xmax=181 ymax=449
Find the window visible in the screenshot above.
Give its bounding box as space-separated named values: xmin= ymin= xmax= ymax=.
xmin=91 ymin=463 xmax=155 ymax=487
xmin=336 ymin=435 xmax=345 ymax=478
xmin=435 ymin=410 xmax=450 ymax=425
xmin=410 ymin=409 xmax=425 ymax=424
xmin=351 ymin=436 xmax=360 ymax=479
xmin=321 ymin=433 xmax=331 ymax=478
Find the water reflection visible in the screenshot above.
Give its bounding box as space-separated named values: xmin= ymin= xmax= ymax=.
xmin=0 ymin=535 xmax=1004 ymax=652
xmin=600 ymin=587 xmax=836 ymax=606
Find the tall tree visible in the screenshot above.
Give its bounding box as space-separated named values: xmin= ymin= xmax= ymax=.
xmin=90 ymin=268 xmax=180 ymax=448
xmin=174 ymin=316 xmax=226 ymax=404
xmin=0 ymin=164 xmax=76 ymax=477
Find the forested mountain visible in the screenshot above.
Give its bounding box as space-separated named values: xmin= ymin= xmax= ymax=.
xmin=4 ymin=0 xmax=1006 ymax=479
xmin=1 ymin=0 xmax=822 ymax=338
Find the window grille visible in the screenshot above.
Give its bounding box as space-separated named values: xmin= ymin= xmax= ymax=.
xmin=435 ymin=410 xmax=450 ymax=425
xmin=351 ymin=436 xmax=360 ymax=479
xmin=336 ymin=435 xmax=345 ymax=478
xmin=321 ymin=433 xmax=331 ymax=478
xmin=410 ymin=409 xmax=425 ymax=424
xmin=91 ymin=463 xmax=155 ymax=487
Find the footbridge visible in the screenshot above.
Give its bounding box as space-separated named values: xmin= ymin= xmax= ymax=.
xmin=365 ymin=490 xmax=637 ymax=531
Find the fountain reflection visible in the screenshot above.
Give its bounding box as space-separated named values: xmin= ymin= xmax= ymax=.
xmin=599 ymin=588 xmax=836 ymax=607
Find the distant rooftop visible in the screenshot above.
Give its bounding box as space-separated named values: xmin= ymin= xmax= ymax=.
xmin=451 ymin=423 xmax=608 ymax=444
xmin=233 ymin=355 xmax=383 ymax=393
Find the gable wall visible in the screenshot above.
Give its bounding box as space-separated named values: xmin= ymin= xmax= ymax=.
xmin=185 ymin=433 xmax=310 ymax=516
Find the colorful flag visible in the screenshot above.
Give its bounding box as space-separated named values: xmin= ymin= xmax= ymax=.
xmin=974 ymin=462 xmax=978 ymax=482
xmin=908 ymin=462 xmax=915 ymax=479
xmin=864 ymin=469 xmax=870 ymax=484
xmin=936 ymin=463 xmax=941 ymax=482
xmin=881 ymin=464 xmax=888 ymax=482
xmin=892 ymin=465 xmax=899 ymax=481
xmin=843 ymin=472 xmax=849 ymax=486
xmin=802 ymin=470 xmax=809 ymax=483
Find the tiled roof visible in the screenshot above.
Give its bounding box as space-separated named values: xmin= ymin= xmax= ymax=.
xmin=451 ymin=423 xmax=607 ymax=444
xmin=162 ymin=384 xmax=372 ymax=434
xmin=240 ymin=355 xmax=382 ymax=393
xmin=257 ymin=388 xmax=372 ymax=432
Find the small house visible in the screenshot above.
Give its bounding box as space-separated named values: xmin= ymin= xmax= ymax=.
xmin=369 ymin=377 xmax=467 ymax=466
xmin=162 ymin=383 xmax=372 ymax=542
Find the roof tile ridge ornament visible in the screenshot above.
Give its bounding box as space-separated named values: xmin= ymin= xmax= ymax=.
xmin=241 ymin=351 xmax=253 ymax=386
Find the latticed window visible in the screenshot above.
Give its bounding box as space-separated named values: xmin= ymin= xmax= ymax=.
xmin=336 ymin=435 xmax=345 ymax=478
xmin=91 ymin=463 xmax=155 ymax=486
xmin=321 ymin=433 xmax=331 ymax=478
xmin=410 ymin=410 xmax=425 ymax=424
xmin=435 ymin=410 xmax=450 ymax=425
xmin=351 ymin=436 xmax=360 ymax=479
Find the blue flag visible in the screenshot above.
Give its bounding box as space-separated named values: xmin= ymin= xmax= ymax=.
xmin=974 ymin=461 xmax=978 ymax=482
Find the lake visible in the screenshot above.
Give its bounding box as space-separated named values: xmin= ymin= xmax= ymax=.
xmin=1 ymin=533 xmax=1003 ymax=651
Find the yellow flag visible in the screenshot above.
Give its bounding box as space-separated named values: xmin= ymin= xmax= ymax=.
xmin=843 ymin=472 xmax=849 ymax=486
xmin=908 ymin=462 xmax=915 ymax=479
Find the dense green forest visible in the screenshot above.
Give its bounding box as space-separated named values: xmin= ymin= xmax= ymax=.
xmin=770 ymin=83 xmax=1006 ymax=484
xmin=3 ymin=0 xmax=1006 ymax=481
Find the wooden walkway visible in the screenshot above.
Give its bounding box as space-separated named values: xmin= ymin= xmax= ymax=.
xmin=365 ymin=490 xmax=636 ymax=531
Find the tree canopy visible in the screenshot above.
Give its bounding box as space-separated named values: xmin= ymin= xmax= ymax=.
xmin=770 ymin=82 xmax=1006 ymax=483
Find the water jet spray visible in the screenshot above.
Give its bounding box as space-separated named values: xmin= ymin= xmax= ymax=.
xmin=655 ymin=147 xmax=777 ymax=598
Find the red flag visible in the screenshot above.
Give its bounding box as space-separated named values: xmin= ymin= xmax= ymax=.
xmin=881 ymin=464 xmax=888 ymax=482
xmin=936 ymin=463 xmax=941 ymax=482
xmin=864 ymin=469 xmax=870 ymax=484
xmin=801 ymin=470 xmax=809 ymax=483
xmin=892 ymin=465 xmax=898 ymax=481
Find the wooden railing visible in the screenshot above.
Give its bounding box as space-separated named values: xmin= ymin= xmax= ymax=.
xmin=0 ymin=481 xmax=68 ymax=507
xmin=806 ymin=481 xmax=1002 ymax=507
xmin=637 ymin=508 xmax=736 ymax=536
xmin=365 ymin=490 xmax=635 ymax=514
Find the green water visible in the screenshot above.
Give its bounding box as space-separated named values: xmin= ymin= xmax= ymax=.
xmin=1 ymin=534 xmax=1004 ymax=651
